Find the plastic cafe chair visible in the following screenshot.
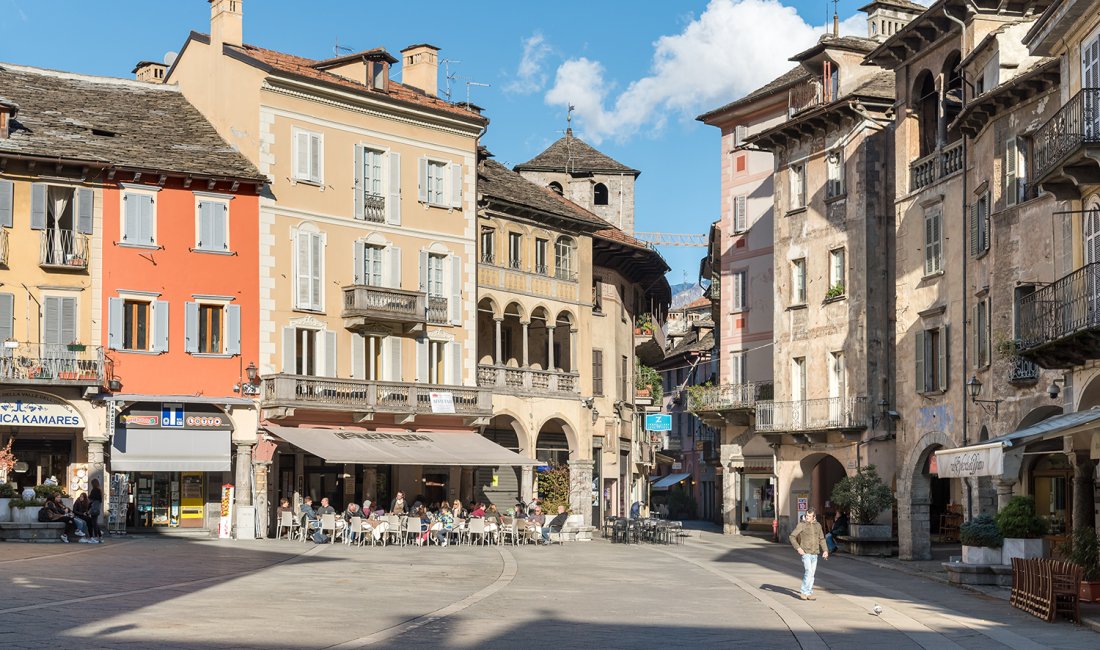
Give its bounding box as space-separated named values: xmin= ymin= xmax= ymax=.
xmin=346 ymin=517 xmax=363 ymax=546
xmin=467 ymin=518 xmax=487 ymax=545
xmin=385 ymin=515 xmax=403 ymax=546
xmin=319 ymin=513 xmax=340 ymax=544
xmin=276 ymin=511 xmax=299 ymax=541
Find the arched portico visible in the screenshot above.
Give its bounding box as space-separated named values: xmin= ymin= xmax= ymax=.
xmin=899 ymin=430 xmax=954 ymax=560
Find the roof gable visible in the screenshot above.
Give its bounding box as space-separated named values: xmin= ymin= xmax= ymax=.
xmin=513 ymin=129 xmax=639 ymax=176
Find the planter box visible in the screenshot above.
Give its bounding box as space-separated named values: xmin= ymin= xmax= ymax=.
xmin=1081 ymin=581 xmax=1100 ymax=603
xmin=962 ymin=545 xmax=1003 ymax=565
xmin=11 ymin=506 xmax=43 ymax=524
xmin=1002 ymin=537 xmax=1047 ymax=564
xmin=0 ymin=497 xmax=10 ymax=522
xmin=849 ymin=523 xmax=890 ymax=538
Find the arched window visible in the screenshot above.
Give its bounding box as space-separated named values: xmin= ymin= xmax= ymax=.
xmin=914 ymin=71 xmax=937 ymax=157
xmin=548 ymin=181 xmax=563 ymax=195
xmin=554 ymin=236 xmax=576 ymax=280
xmin=942 ymin=52 xmax=963 ymax=145
xmin=593 ymin=183 xmax=609 ymax=206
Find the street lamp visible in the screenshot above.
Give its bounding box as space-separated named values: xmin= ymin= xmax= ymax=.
xmin=966 ymin=375 xmax=1000 ymax=416
xmin=245 ymin=362 xmax=258 ymax=383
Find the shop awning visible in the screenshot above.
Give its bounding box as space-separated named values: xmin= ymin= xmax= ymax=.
xmin=650 ymin=472 xmax=691 ymax=490
xmin=266 ymin=425 xmax=541 ymax=466
xmin=934 ymin=408 xmax=1100 ymax=478
xmin=110 ymin=428 xmax=231 ymax=472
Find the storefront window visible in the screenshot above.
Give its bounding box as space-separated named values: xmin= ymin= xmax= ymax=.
xmin=1032 ymin=454 xmax=1072 ymax=536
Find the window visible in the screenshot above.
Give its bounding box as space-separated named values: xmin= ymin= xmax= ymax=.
xmin=108 ymin=296 xmax=167 ymax=352
xmin=428 ymin=340 xmax=446 ymax=383
xmin=370 ymin=62 xmax=387 ymax=91
xmin=295 ymin=228 xmax=324 ymax=311
xmin=508 ymin=232 xmax=523 ymax=270
xmin=1005 ymin=137 xmax=1028 ymax=206
xmin=729 ymin=351 xmax=746 ymax=385
xmin=122 ymin=191 xmax=156 ymax=246
xmin=123 ymin=300 xmax=150 ymax=351
xmin=548 ymin=181 xmax=563 ymax=195
xmin=975 ymin=299 xmax=990 ymax=368
xmin=915 ymin=325 xmax=949 ymax=392
xmin=826 ymin=151 xmax=844 ymax=198
xmin=735 ymin=154 xmax=747 ymax=173
xmin=592 ymin=276 xmax=603 ymax=313
xmin=555 ymin=236 xmax=576 ymax=280
xmin=731 ymin=271 xmax=746 ymax=311
xmin=357 ymin=147 xmax=385 ymax=222
xmin=535 ymin=238 xmax=549 ymax=275
xmin=789 ymin=163 xmax=806 ymax=210
xmin=196 ymin=199 xmax=229 ymax=252
xmin=791 ymin=357 xmax=806 ymax=402
xmin=593 ymin=349 xmax=604 ymax=396
xmin=792 ymin=258 xmax=806 ymax=304
xmin=295 ymin=328 xmax=317 ymax=376
xmin=197 ymin=304 xmax=223 ymax=354
xmin=594 ymin=183 xmax=609 ymax=206
xmin=971 ymin=192 xmax=990 ymax=256
xmin=481 ymin=227 xmax=495 ymax=264
xmin=418 ymin=158 xmax=461 ymax=208
xmin=363 ymin=334 xmax=384 ymax=380
xmin=293 ymin=129 xmax=323 ymax=184
xmin=427 ymin=161 xmax=446 ymax=205
xmin=426 ymin=253 xmax=446 ymax=297
xmin=924 ymin=205 xmax=943 ymax=275
xmin=732 ymin=194 xmax=747 ymax=232
xmin=184 ymin=301 xmax=240 ymax=356
xmin=828 ymin=249 xmax=845 ymax=296
xmin=360 ymin=244 xmax=384 ymax=286
xmin=733 ymin=125 xmax=748 ymax=147
xmin=621 ymin=355 xmax=629 ymax=401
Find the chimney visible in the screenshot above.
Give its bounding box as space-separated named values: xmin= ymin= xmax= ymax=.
xmin=210 ymin=0 xmax=243 ymax=48
xmin=132 ymin=61 xmax=168 ymax=83
xmin=400 ymin=44 xmax=440 ymax=97
xmin=0 ymin=101 xmax=17 ymax=140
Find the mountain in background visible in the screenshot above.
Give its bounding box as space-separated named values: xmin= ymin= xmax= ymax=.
xmin=669 ymin=282 xmax=703 ymax=309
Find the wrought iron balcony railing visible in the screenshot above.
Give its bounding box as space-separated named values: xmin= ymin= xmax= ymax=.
xmin=1008 ymin=353 xmax=1040 ymax=383
xmin=1 ymin=343 xmax=106 ymax=386
xmin=40 ymin=230 xmax=89 ymax=270
xmin=1017 ymin=262 xmax=1100 ymax=367
xmin=1032 ymin=88 xmax=1100 ymax=182
xmin=755 ymin=396 xmax=869 ymax=432
xmin=688 ymin=381 xmax=773 ymax=413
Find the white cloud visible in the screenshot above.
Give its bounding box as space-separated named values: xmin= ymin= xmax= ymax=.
xmin=505 ymin=32 xmax=552 ymax=95
xmin=545 ymin=0 xmax=870 ymax=143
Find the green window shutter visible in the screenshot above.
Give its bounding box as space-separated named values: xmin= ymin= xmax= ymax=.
xmin=915 ymin=329 xmax=925 ymax=393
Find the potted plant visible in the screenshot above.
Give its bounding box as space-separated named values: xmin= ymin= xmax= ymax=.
xmin=960 ymin=513 xmax=1004 ymax=564
xmin=825 ymin=283 xmax=845 ymax=300
xmin=830 ymin=465 xmax=894 ymax=538
xmin=66 ymin=342 xmax=86 ymax=352
xmin=10 ymin=496 xmax=45 ymax=523
xmin=1058 ymin=527 xmax=1100 ymax=602
xmin=634 ymin=315 xmax=654 ymax=335
xmin=996 ymin=496 xmax=1049 ymax=563
xmin=0 ymin=482 xmax=16 ymax=522
xmin=634 ymin=361 xmax=663 ymax=403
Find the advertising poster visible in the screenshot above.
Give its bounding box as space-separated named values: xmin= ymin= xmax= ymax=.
xmin=219 ymin=484 xmax=235 ymax=539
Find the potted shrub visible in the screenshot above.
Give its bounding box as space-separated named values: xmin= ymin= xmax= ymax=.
xmin=960 ymin=513 xmax=1004 ymax=564
xmin=10 ymin=496 xmax=45 ymax=523
xmin=0 ymin=482 xmax=16 ymax=522
xmin=830 ymin=465 xmax=894 ymax=538
xmin=1059 ymin=527 xmax=1100 ymax=602
xmin=825 ymin=283 xmax=845 ymax=300
xmin=996 ymin=496 xmax=1049 ymax=563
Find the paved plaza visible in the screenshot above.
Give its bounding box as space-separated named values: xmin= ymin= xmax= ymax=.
xmin=1 ymin=528 xmax=1098 ymax=649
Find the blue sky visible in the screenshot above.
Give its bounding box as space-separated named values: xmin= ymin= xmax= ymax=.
xmin=0 ymin=0 xmax=883 ymax=282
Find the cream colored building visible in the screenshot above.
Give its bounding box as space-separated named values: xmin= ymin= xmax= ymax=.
xmin=167 ymin=0 xmax=495 ymax=517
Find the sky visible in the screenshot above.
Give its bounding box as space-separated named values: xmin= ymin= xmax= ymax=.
xmin=0 ymin=0 xmax=893 ymax=283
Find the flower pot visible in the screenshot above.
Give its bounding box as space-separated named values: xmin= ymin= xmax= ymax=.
xmin=1080 ymin=581 xmax=1100 ymax=603
xmin=849 ymin=523 xmax=890 ymax=539
xmin=1002 ymin=537 xmax=1047 ymax=564
xmin=66 ymin=343 xmax=86 ymax=352
xmin=962 ymin=545 xmax=1003 ymax=565
xmin=0 ymin=497 xmax=11 ymax=522
xmin=11 ymin=506 xmax=42 ymax=523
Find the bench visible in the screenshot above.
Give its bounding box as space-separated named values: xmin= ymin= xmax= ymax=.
xmin=1011 ymin=557 xmax=1082 ymax=623
xmin=0 ymin=522 xmax=67 ymax=543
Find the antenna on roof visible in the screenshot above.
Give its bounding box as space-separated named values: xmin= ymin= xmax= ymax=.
xmin=441 ymin=59 xmax=462 ymax=102
xmin=566 ymin=104 xmax=576 ymax=173
xmin=333 ymin=37 xmax=353 ymax=58
xmin=466 ymin=80 xmax=490 ymax=107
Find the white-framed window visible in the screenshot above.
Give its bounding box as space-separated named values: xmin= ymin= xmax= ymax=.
xmin=353 ymin=333 xmax=397 ymax=382
xmin=792 ymin=258 xmax=806 ymax=304
xmin=729 ymin=350 xmax=746 ymax=385
xmin=732 ymin=194 xmax=748 ymax=232
xmin=357 ymin=146 xmax=385 ymax=223
xmin=426 ymin=253 xmax=446 ymax=297
xmin=535 ymin=238 xmax=549 ymax=275
xmin=915 ymin=325 xmax=948 ymax=392
xmin=108 ymin=294 xmax=168 ymax=353
xmin=480 ymin=227 xmax=496 ymax=264
xmin=293 ymin=128 xmax=323 ymax=185
xmin=508 ymin=232 xmax=523 ymax=270
xmin=427 ymin=161 xmax=445 ymax=205
xmin=295 ymin=226 xmax=324 ymax=311
xmin=121 ymin=188 xmax=157 ymax=247
xmin=555 ymin=236 xmax=576 ymax=280
xmin=974 ymin=299 xmax=990 ymax=368
xmin=828 ymin=248 xmax=845 ymax=296
xmin=195 ymin=196 xmax=230 ymax=252
xmin=826 ymin=150 xmax=844 ymax=199
xmin=184 ymin=299 xmax=241 ymax=356
xmin=731 ymin=270 xmax=746 ymax=311
xmin=281 ymin=326 xmax=336 ymax=377
xmin=789 ymin=162 xmax=806 ymax=210
xmin=971 ymin=191 xmax=990 ymax=256
xmin=361 ymin=243 xmax=384 ymax=286
xmin=417 ymin=158 xmax=462 ymax=209
xmin=924 ymin=204 xmax=943 ymax=275
xmin=417 ymin=337 xmax=461 ymax=385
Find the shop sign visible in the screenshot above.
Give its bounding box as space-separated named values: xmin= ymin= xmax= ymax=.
xmin=934 ymin=445 xmax=1003 ymax=478
xmin=671 ymin=462 xmax=682 ymax=470
xmin=120 ymin=404 xmax=232 ymax=431
xmin=645 ymin=413 xmax=672 ymax=432
xmin=429 ymin=392 xmax=456 ymax=414
xmin=0 ymin=391 xmax=83 ymax=428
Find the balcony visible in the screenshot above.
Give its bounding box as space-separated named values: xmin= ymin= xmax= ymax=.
xmin=634 ymin=315 xmax=666 ymax=366
xmin=1 ymin=343 xmax=106 ymax=387
xmin=342 ymin=285 xmax=430 ymax=332
xmin=360 ymin=193 xmax=385 ymax=223
xmin=755 ymin=396 xmax=869 ymax=438
xmin=909 ymin=140 xmax=964 ymax=192
xmin=1017 ymin=262 xmax=1100 ymax=368
xmin=688 ymin=381 xmax=773 ymax=428
xmin=788 ymin=79 xmax=824 ymax=116
xmin=475 ymin=364 xmax=579 ymax=398
xmin=39 ymin=230 xmax=89 ymax=271
xmin=260 ymin=374 xmax=493 ymax=420
xmin=1031 ymin=89 xmax=1100 ymax=200
xmin=477 ymin=261 xmax=579 ymax=302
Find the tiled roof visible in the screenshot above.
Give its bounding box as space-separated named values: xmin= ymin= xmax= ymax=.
xmin=849 ymin=71 xmax=896 ymax=100
xmin=593 ymin=226 xmax=658 ymax=252
xmin=225 ymin=40 xmax=485 ymax=123
xmin=685 ymin=296 xmax=711 ymax=310
xmin=513 ymin=129 xmax=639 ymax=176
xmin=697 ymin=67 xmax=811 ymax=122
xmin=0 ymin=63 xmax=263 ymax=180
xmin=478 ymin=158 xmax=608 ymax=228
xmin=791 ymin=35 xmax=879 ymax=62
xmin=858 ymin=0 xmax=926 ymax=13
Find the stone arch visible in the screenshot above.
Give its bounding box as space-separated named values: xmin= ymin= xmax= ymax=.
xmin=898 ymin=430 xmax=955 ymax=560
xmin=941 ymin=50 xmax=963 ymax=144
xmin=548 ymin=181 xmax=563 ymax=195
xmin=1076 ymin=371 xmax=1100 ymax=410
xmin=786 ymin=451 xmax=849 ymax=521
xmin=912 ymin=69 xmax=937 ymax=157
xmin=534 ymin=415 xmax=580 ymax=463
xmin=478 ymin=413 xmax=530 ymax=507
xmin=1016 ymin=404 xmax=1063 ymax=430
xmin=477 ymin=295 xmax=501 ymax=319
xmin=593 ymin=182 xmax=609 ymax=206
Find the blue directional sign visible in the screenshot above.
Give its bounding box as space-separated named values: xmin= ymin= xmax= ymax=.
xmin=645 ymin=413 xmax=672 ymax=432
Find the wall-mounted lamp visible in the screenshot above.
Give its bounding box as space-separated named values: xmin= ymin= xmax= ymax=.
xmin=107 ymin=378 xmax=122 ymax=392
xmin=966 ymin=375 xmax=1000 ymax=416
xmin=870 ymin=398 xmax=900 ymax=428
xmin=591 ymin=408 xmax=600 ymax=424
xmin=237 ymin=361 xmax=260 ymax=395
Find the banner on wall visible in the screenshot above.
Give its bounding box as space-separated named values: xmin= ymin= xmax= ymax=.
xmin=218 ymin=484 xmax=235 ymax=539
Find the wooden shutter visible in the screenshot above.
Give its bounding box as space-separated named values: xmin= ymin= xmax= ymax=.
xmin=184 ymin=302 xmax=199 ymax=353
xmin=593 ymin=349 xmax=604 ymax=395
xmin=1005 ymin=137 xmax=1018 ymax=207
xmin=354 ymin=145 xmax=365 ymax=220
xmin=385 ymin=336 xmax=402 ymax=381
xmin=447 ymin=341 xmax=462 ymax=385
xmin=981 ymin=195 xmax=990 ymax=253
xmin=214 ymin=203 xmax=228 ymax=250
xmin=226 ymin=304 xmax=241 ymax=356
xmin=449 ymin=255 xmax=462 ymax=324
xmin=108 ymin=298 xmax=124 ymax=350
xmin=62 ymin=299 xmax=77 ymax=347
xmin=323 ymin=330 xmax=337 ymax=377
xmin=417 ymin=157 xmax=429 ymax=204
xmin=43 ymin=296 xmax=60 ymax=345
xmin=139 ymin=194 xmax=155 ymax=244
xmin=76 ymin=188 xmax=93 ymax=235
xmin=418 ymin=250 xmax=429 ymax=292
xmin=353 ymin=240 xmax=365 ymax=284
xmin=449 ymin=162 xmax=463 ymax=209
xmin=914 ymin=329 xmax=926 ymax=393
xmin=282 ymin=326 xmax=296 ymax=374
xmin=310 ymin=134 xmax=323 ymax=184
xmin=30 ymin=183 xmax=46 ymax=230
xmin=938 ymin=325 xmax=949 ymax=392
xmin=416 ymin=338 xmax=428 ymax=382
xmin=0 ymin=293 xmax=12 ymax=344
xmin=351 ymin=333 xmax=365 ymax=380
xmin=198 ymin=202 xmax=213 ymax=249
xmin=123 ymin=194 xmax=137 ymax=242
xmin=0 ymin=180 xmax=12 ymax=227
xmin=734 ymin=195 xmax=747 ymax=231
xmin=295 ymin=231 xmax=310 ymax=308
xmin=294 ymin=131 xmax=310 ymax=180
xmin=152 ymin=300 xmax=169 ymax=353
xmin=386 ymin=245 xmax=401 ymax=289
xmin=969 ymin=202 xmax=978 ymax=257
xmin=386 ymin=151 xmax=402 ymax=225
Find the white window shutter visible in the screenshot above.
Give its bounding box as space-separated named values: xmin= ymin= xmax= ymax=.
xmin=449 ymin=255 xmax=462 ymax=324
xmin=311 ymin=233 xmax=323 ymax=311
xmin=323 ymin=330 xmax=337 ymax=377
xmin=353 ymin=240 xmax=365 ymax=284
xmin=418 ymin=250 xmax=429 ymax=292
xmin=386 ymin=246 xmax=402 ymax=289
xmin=282 ymin=326 xmax=296 ymax=374
xmin=416 ymin=338 xmax=428 ymax=382
xmin=30 ymin=183 xmax=46 ymax=230
xmin=447 ymin=341 xmax=462 ymax=385
xmin=60 ymin=298 xmax=76 ymax=346
xmin=354 ymin=145 xmax=364 ymax=220
xmin=449 ymin=162 xmax=463 ymax=209
xmin=108 ymin=298 xmax=124 ymax=350
xmin=417 ymin=157 xmax=429 ymax=203
xmin=351 ymin=333 xmax=365 ymax=380
xmin=0 ymin=179 xmax=13 ymax=228
xmin=735 ymin=195 xmax=747 ymax=231
xmin=295 ymin=231 xmax=309 ymax=308
xmin=386 ymin=151 xmax=402 ymax=225
xmin=385 ymin=336 xmax=402 ymax=382
xmin=310 ymin=133 xmax=323 ymax=184
xmin=184 ymin=302 xmax=199 ymax=354
xmin=294 ymin=131 xmax=309 ymax=180
xmin=227 ymin=304 xmax=241 ymax=356
xmin=76 ymin=188 xmax=93 ymax=235
xmin=153 ymin=300 xmax=169 ymax=353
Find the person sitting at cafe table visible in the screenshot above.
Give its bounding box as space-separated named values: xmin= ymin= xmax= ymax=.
xmin=470 ymin=502 xmax=486 ymax=518
xmin=343 ymin=503 xmax=364 ymax=542
xmin=451 ymin=499 xmax=467 ymax=519
xmin=390 ymin=491 xmax=407 ymax=515
xmin=299 ymin=496 xmax=317 ymax=527
xmin=434 ymin=505 xmax=455 ymax=546
xmin=484 ymin=504 xmax=500 ymax=524
xmin=542 ymin=505 xmax=569 ymax=544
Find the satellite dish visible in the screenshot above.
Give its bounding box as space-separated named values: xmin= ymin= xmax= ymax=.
xmin=163 ymin=51 xmax=178 ymax=66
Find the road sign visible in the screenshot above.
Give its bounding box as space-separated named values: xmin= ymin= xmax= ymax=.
xmin=645 ymin=413 xmax=672 ymax=432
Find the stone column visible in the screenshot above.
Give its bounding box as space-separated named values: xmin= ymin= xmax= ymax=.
xmin=521 ymin=465 xmax=534 ymax=504
xmin=460 ymin=467 xmax=474 ymax=504
xmin=899 ymin=496 xmax=932 ymax=561
xmin=363 ymin=467 xmax=378 ymax=503
xmin=995 ymin=478 xmax=1017 ymax=511
xmin=494 ymin=318 xmax=503 ymax=365
xmin=547 ymin=326 xmax=556 ymax=371
xmin=568 ymin=459 xmax=594 ymax=526
xmin=234 ymin=442 xmax=255 ymax=506
xmin=723 ymin=466 xmax=741 ymax=535
xmin=254 ymin=461 xmax=271 ymax=539
xmin=85 ymin=439 xmax=107 ymax=495
xmin=570 ymin=328 xmax=578 ymax=373
xmin=521 ymin=322 xmax=529 ymax=367
xmin=1073 ymin=451 xmax=1097 ymax=533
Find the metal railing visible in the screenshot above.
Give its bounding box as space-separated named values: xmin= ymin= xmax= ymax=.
xmin=1032 ymin=88 xmax=1100 ymax=181
xmin=342 ymin=285 xmax=426 ymax=324
xmin=359 ymin=193 xmax=386 ymax=223
xmin=0 ymin=228 xmax=7 ymax=266
xmin=1008 ymin=353 xmax=1041 ymax=383
xmin=688 ymin=381 xmax=773 ymax=412
xmin=909 ymin=139 xmax=964 ymax=192
xmin=1017 ymin=262 xmax=1100 ymax=353
xmin=0 ymin=343 xmax=106 ymax=386
xmin=475 ymin=364 xmax=580 ymax=396
xmin=480 ymin=252 xmax=496 ymax=265
xmin=261 ymin=374 xmax=493 ymax=415
xmin=755 ymin=396 xmax=869 ymax=432
xmin=427 ymin=296 xmax=449 ymax=324
xmin=39 ymin=230 xmax=89 ymax=269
